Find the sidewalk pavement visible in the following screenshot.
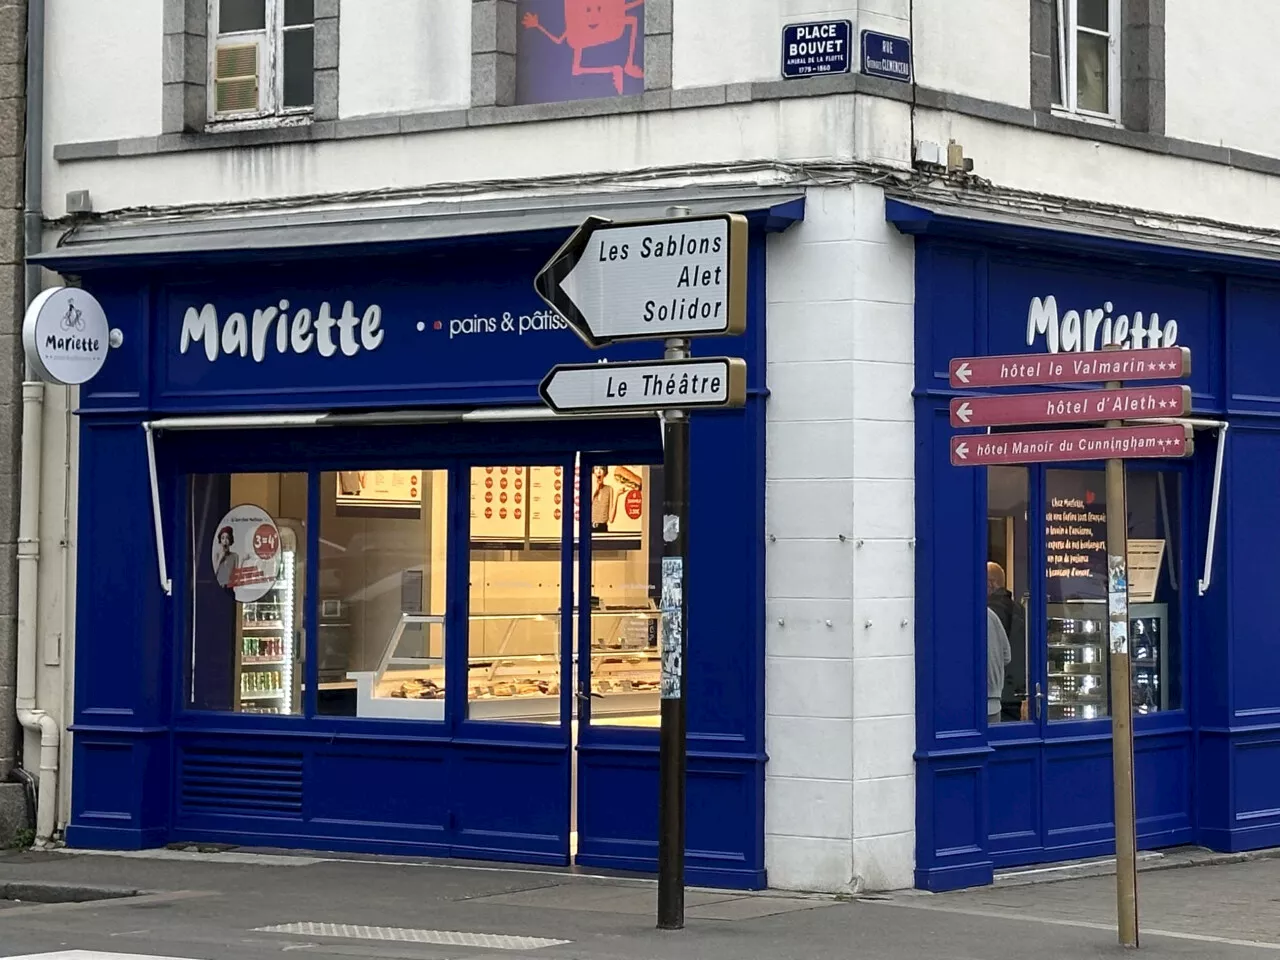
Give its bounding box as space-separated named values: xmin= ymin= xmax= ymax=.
xmin=1 ymin=846 xmax=1280 ymax=959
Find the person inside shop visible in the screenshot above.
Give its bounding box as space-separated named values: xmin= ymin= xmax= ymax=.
xmin=987 ymin=562 xmax=1027 ymax=721
xmin=987 ymin=603 xmax=1011 ymax=726
xmin=214 ymin=525 xmax=240 ymax=590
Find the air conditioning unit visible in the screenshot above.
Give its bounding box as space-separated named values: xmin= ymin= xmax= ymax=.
xmin=214 ymin=42 xmax=260 ymax=115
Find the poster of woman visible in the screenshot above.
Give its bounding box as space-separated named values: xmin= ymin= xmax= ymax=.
xmin=210 ymin=504 xmax=282 ymax=603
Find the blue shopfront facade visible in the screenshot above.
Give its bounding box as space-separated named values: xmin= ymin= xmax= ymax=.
xmin=51 ymin=199 xmax=796 ymax=890
xmin=892 ymin=198 xmax=1280 ymax=891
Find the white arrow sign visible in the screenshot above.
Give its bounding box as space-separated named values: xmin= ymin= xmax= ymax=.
xmin=539 ymin=358 xmax=748 ymax=414
xmin=954 ymin=401 xmax=973 ymax=424
xmin=954 ymin=362 xmax=972 ymax=384
xmin=534 ymin=214 xmax=748 ymax=348
xmin=954 ymin=441 xmax=970 ymax=461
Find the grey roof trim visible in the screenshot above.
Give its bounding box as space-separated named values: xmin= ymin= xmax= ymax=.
xmin=886 ymin=190 xmax=1280 ymax=266
xmin=33 ymin=184 xmax=805 ymax=269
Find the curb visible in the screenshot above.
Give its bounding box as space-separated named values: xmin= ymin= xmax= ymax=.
xmin=992 ymin=845 xmax=1280 ymax=888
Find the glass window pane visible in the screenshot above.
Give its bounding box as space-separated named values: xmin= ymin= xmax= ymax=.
xmin=988 ymin=467 xmax=1030 ymax=724
xmin=1045 ymin=469 xmax=1109 ymax=721
xmin=589 ymin=465 xmax=661 ymax=728
xmin=1077 ymin=0 xmax=1110 ymax=31
xmin=188 ymin=473 xmax=308 ymax=715
xmin=282 ymin=27 xmax=314 ymax=108
xmin=317 ymin=470 xmax=448 ymax=719
xmin=285 ymin=0 xmax=314 ymax=25
xmin=219 ymin=0 xmax=266 ymax=33
xmin=468 ymin=466 xmax=563 ymax=723
xmin=1076 ymin=30 xmax=1110 ymax=112
xmin=1126 ymin=471 xmax=1182 ymax=713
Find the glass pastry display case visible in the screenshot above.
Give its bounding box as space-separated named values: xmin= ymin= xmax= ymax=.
xmin=1130 ymin=602 xmax=1168 ymax=715
xmin=347 ymin=608 xmax=663 ymax=724
xmin=347 ymin=613 xmax=447 ymax=720
xmin=1046 ymin=601 xmax=1108 ymax=721
xmin=1045 ymin=601 xmax=1171 ymax=720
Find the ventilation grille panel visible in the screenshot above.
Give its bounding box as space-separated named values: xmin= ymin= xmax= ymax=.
xmin=180 ymin=747 xmax=303 ymax=818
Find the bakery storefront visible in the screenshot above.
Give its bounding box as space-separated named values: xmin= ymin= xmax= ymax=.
xmin=891 ymin=198 xmax=1280 ymax=891
xmin=49 ymin=192 xmax=797 ymax=889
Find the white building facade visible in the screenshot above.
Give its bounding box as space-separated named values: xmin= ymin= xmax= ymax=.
xmin=14 ymin=0 xmax=1280 ymax=894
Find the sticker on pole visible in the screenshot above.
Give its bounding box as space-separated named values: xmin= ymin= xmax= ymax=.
xmin=212 ymin=504 xmax=283 ymax=603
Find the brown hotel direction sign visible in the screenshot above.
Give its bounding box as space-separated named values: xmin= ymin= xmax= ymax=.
xmin=950 ymin=423 xmax=1194 ymax=467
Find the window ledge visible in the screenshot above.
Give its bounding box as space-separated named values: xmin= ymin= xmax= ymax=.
xmin=1048 ymin=106 xmax=1121 ymax=128
xmin=205 ymin=113 xmax=314 ymax=134
xmin=51 ymin=77 xmax=1280 ymax=185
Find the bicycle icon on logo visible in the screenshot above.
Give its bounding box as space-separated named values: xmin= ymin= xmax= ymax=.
xmin=60 ymin=299 xmax=84 ymax=333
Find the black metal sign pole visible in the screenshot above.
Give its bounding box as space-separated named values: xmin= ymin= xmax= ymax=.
xmin=657 ymin=333 xmax=690 ymax=931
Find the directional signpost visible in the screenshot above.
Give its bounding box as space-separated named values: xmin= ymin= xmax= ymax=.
xmin=534 ymin=208 xmax=749 ymax=932
xmin=949 ymin=344 xmax=1193 ymax=949
xmin=949 ymin=346 xmax=1190 ymax=388
xmin=540 ymin=358 xmax=747 ymax=415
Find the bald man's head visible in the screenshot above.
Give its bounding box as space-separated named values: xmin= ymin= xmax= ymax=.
xmin=987 ymin=562 xmax=1006 ymax=593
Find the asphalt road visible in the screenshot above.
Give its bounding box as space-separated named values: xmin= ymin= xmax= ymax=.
xmin=0 ymin=848 xmax=1279 ymax=959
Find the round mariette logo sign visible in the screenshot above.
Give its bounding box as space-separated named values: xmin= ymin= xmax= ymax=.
xmin=22 ymin=287 xmax=110 ymax=385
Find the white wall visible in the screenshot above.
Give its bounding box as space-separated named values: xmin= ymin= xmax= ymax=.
xmin=764 ymin=184 xmax=916 ymax=893
xmin=1165 ymin=0 xmax=1280 ymax=157
xmin=912 ymin=0 xmax=1029 ymax=108
xmin=672 ymin=0 xmax=860 ymax=89
xmin=913 ymin=108 xmax=1280 ymax=234
xmin=339 ymin=0 xmax=470 ymax=118
xmin=45 ymin=0 xmax=163 ymax=144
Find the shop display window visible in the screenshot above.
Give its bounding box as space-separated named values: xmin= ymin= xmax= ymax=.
xmin=316 ymin=470 xmax=449 ymax=719
xmin=182 ymin=461 xmax=664 ymax=725
xmin=987 ymin=467 xmax=1031 ymax=725
xmin=588 ymin=464 xmax=662 ymax=728
xmin=466 ymin=465 xmax=568 ymax=722
xmin=187 ymin=472 xmax=308 ymax=715
xmin=986 ymin=466 xmax=1184 ymax=725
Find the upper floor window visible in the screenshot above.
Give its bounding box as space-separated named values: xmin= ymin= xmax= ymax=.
xmin=1052 ymin=0 xmax=1119 ymax=120
xmin=209 ymin=0 xmax=314 ymax=123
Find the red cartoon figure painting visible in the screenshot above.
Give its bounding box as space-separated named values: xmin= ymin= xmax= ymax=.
xmin=523 ymin=1 xmax=645 ymax=95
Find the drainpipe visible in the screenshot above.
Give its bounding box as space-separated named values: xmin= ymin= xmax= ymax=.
xmin=15 ymin=0 xmax=58 ymax=848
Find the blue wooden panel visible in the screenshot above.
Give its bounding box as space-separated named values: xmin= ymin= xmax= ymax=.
xmin=78 ymin=281 xmax=150 ymax=411
xmin=309 ymin=749 xmax=449 ymax=839
xmin=1233 ymin=736 xmax=1280 ymax=821
xmin=988 ymin=745 xmax=1040 ymax=857
xmin=453 ymin=746 xmax=570 ymax=863
xmin=76 ymin=423 xmax=171 ymax=725
xmin=576 ymin=743 xmax=765 ymax=889
xmin=918 ymin=244 xmax=980 ymax=392
xmin=1135 ymin=735 xmax=1192 ymax=846
xmin=1225 ymin=428 xmax=1280 ymax=721
xmin=919 ymin=405 xmax=984 ymax=739
xmin=1042 ymin=739 xmax=1112 ymax=855
xmin=1227 ymin=282 xmax=1280 ymax=412
xmin=66 ymin=733 xmax=170 ymax=849
xmin=915 ymin=757 xmax=992 ymax=891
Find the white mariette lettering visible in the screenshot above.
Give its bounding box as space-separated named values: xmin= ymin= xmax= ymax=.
xmin=1026 ymin=295 xmax=1180 ymax=354
xmin=180 ymin=300 xmax=386 ymax=362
